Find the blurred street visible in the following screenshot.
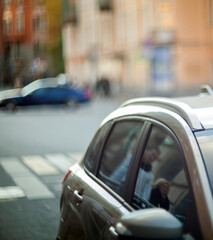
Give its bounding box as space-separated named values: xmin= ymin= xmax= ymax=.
xmin=0 ymin=97 xmax=122 ymax=240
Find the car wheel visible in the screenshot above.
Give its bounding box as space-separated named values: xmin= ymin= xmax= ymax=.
xmin=5 ymin=102 xmax=17 ymax=112
xmin=66 ymin=99 xmax=78 ymax=109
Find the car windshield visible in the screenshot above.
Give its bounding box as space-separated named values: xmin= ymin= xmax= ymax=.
xmin=195 ymin=129 xmax=213 ymax=195
xmin=21 ymin=78 xmax=58 ymax=96
xmin=21 ymin=81 xmax=42 ymax=96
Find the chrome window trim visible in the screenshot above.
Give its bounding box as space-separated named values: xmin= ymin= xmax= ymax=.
xmin=119 ymin=97 xmax=203 ymax=130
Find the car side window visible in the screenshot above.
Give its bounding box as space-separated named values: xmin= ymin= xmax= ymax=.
xmin=98 ymin=120 xmax=143 ymax=195
xmin=84 ymin=123 xmax=110 ymax=173
xmin=132 ymin=125 xmax=201 ymax=240
xmin=31 ymin=88 xmax=48 ymax=96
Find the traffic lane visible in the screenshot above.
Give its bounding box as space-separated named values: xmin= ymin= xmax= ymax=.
xmin=0 ymin=98 xmax=122 ymax=157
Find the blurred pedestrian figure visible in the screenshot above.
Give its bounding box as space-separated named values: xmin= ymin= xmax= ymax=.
xmin=96 ymin=77 xmax=111 ymax=97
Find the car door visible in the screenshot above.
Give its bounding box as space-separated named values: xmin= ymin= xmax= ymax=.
xmin=128 ymin=122 xmax=202 ymax=240
xmin=45 ymin=87 xmax=67 ymax=104
xmin=65 ymin=118 xmax=146 ymax=240
xmin=23 ymin=88 xmax=50 ymax=105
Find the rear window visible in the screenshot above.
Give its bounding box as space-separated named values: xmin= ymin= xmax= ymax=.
xmin=195 ymin=129 xmax=213 ymax=195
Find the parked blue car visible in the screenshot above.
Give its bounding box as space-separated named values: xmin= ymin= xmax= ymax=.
xmin=0 ymin=78 xmax=92 ymax=111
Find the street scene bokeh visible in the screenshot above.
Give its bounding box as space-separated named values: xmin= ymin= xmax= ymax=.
xmin=1 ymin=0 xmax=212 ymax=97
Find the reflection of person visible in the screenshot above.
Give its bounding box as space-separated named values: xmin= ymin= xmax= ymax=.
xmin=135 ymin=147 xmax=160 ymax=201
xmin=110 ymin=131 xmax=138 ymax=182
xmin=150 ymin=178 xmax=170 ymax=210
xmin=110 ymin=152 xmax=132 ymax=182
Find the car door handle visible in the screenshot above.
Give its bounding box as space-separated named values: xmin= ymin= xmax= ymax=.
xmin=74 ymin=189 xmax=83 ymax=203
xmin=109 ymin=226 xmax=118 ymax=237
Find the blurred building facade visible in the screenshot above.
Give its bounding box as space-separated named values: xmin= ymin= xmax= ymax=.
xmin=0 ymin=0 xmax=48 ymax=87
xmin=62 ymin=0 xmax=213 ymax=95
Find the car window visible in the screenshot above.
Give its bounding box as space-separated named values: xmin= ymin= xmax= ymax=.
xmin=31 ymin=88 xmax=49 ymax=96
xmin=132 ymin=124 xmax=201 ymax=240
xmin=97 ymin=120 xmax=144 ymax=195
xmin=84 ymin=123 xmax=110 ymax=173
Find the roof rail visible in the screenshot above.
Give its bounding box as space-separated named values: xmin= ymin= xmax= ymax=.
xmin=120 ymin=97 xmax=202 ymax=130
xmin=200 ymin=85 xmax=213 ymax=95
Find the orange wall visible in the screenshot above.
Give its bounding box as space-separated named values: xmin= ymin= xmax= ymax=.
xmin=175 ymin=0 xmax=213 ymax=88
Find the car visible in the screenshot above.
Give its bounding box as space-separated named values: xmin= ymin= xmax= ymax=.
xmin=0 ymin=78 xmax=92 ymax=111
xmin=56 ymin=92 xmax=213 ymax=240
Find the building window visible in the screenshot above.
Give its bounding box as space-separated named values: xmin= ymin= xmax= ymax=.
xmin=209 ymin=0 xmax=213 ymax=25
xmin=3 ymin=11 xmax=13 ymax=34
xmin=98 ymin=0 xmax=112 ymax=11
xmin=16 ymin=0 xmax=24 ymax=7
xmin=33 ymin=15 xmax=40 ymax=32
xmin=33 ymin=0 xmax=42 ymax=7
xmin=63 ymin=0 xmax=77 ymax=24
xmin=15 ymin=11 xmax=25 ymax=33
xmin=4 ymin=0 xmax=11 ymax=8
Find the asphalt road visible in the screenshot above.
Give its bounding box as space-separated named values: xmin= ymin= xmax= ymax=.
xmin=0 ymin=97 xmax=122 ymax=240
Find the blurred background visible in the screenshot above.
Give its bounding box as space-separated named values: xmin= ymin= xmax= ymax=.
xmin=1 ymin=2 xmax=213 ymax=239
xmin=1 ymin=0 xmax=213 ymax=98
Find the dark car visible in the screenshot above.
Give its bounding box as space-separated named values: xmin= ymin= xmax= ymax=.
xmin=0 ymin=78 xmax=92 ymax=111
xmin=57 ymin=93 xmax=213 ymax=240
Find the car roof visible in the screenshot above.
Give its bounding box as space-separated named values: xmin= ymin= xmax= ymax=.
xmin=36 ymin=78 xmax=59 ymax=87
xmin=108 ymin=95 xmax=213 ymax=131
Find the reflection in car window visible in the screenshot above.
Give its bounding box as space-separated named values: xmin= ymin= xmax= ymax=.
xmin=98 ymin=121 xmax=143 ymax=195
xmin=133 ymin=125 xmax=201 ymax=239
xmin=84 ymin=123 xmax=110 ymax=173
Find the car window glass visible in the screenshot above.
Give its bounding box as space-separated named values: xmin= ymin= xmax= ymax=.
xmin=84 ymin=123 xmax=110 ymax=173
xmin=98 ymin=120 xmax=143 ymax=195
xmin=31 ymin=88 xmax=48 ymax=96
xmin=132 ymin=125 xmax=201 ymax=240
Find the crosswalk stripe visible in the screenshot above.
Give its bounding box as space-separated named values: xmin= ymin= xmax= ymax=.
xmin=0 ymin=158 xmax=54 ymax=199
xmin=0 ymin=153 xmax=83 ymax=200
xmin=22 ymin=155 xmax=59 ymax=175
xmin=0 ymin=186 xmax=25 ymax=200
xmin=45 ymin=153 xmax=74 ymax=172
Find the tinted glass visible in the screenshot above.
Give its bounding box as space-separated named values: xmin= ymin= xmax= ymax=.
xmin=84 ymin=123 xmax=109 ymax=172
xmin=195 ymin=129 xmax=213 ymax=194
xmin=133 ymin=125 xmax=201 ymax=239
xmin=32 ymin=88 xmax=48 ymax=96
xmin=98 ymin=120 xmax=143 ymax=195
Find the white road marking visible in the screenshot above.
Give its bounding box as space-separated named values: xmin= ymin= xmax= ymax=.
xmin=0 ymin=186 xmax=25 ymax=200
xmin=0 ymin=153 xmax=83 ymax=200
xmin=45 ymin=153 xmax=74 ymax=172
xmin=0 ymin=158 xmax=54 ymax=199
xmin=23 ymin=155 xmax=59 ymax=175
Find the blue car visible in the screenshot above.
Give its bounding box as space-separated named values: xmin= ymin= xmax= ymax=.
xmin=0 ymin=78 xmax=92 ymax=111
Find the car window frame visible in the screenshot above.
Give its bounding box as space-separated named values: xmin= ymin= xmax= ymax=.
xmin=83 ymin=121 xmax=113 ymax=175
xmin=123 ymin=119 xmax=189 ymax=204
xmin=123 ymin=118 xmax=202 ymax=238
xmin=83 ymin=114 xmax=202 ymax=238
xmin=96 ymin=117 xmax=147 ymax=195
xmin=83 ymin=116 xmax=148 ymax=199
xmin=89 ymin=117 xmax=148 ymax=200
